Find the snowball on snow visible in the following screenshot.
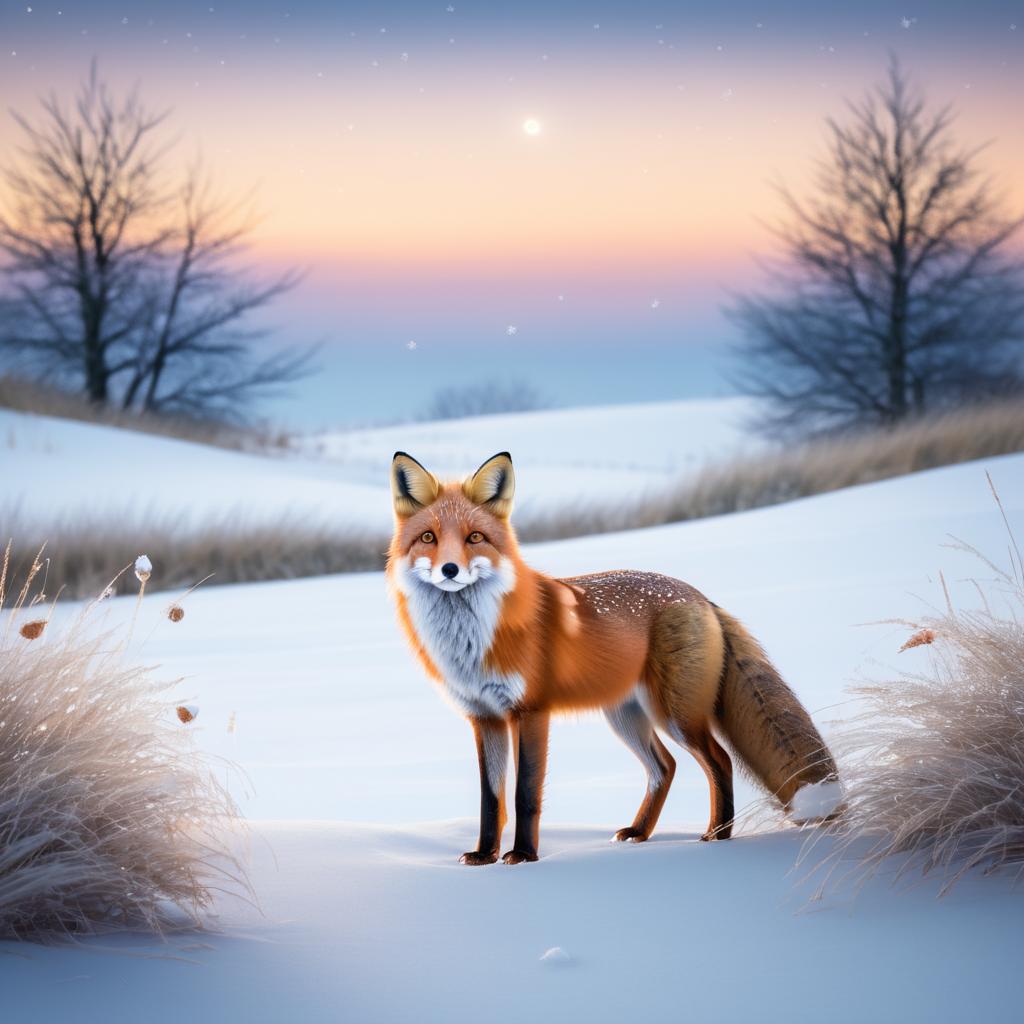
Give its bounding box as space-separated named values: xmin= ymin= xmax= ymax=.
xmin=790 ymin=780 xmax=844 ymax=822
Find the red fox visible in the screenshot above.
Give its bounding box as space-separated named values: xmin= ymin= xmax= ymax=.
xmin=387 ymin=451 xmax=841 ymax=865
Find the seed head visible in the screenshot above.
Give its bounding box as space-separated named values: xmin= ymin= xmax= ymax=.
xmin=20 ymin=619 xmax=46 ymax=640
xmin=168 ymin=605 xmax=185 ymax=623
xmin=176 ymin=704 xmax=199 ymax=724
xmin=134 ymin=554 xmax=153 ymax=584
xmin=899 ymin=628 xmax=936 ymax=653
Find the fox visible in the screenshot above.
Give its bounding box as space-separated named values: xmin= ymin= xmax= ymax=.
xmin=386 ymin=450 xmax=841 ymax=865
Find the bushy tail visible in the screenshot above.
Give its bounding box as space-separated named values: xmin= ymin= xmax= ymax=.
xmin=713 ymin=607 xmax=840 ymax=819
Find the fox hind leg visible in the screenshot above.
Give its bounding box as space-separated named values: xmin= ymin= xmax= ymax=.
xmin=676 ymin=725 xmax=734 ymax=841
xmin=650 ymin=601 xmax=734 ymax=840
xmin=604 ymin=694 xmax=676 ymax=842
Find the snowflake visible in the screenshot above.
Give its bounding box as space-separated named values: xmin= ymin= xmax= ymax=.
xmin=900 ymin=16 xmax=916 ymax=29
xmin=650 ymin=299 xmax=660 ymax=309
xmin=400 ymin=51 xmax=409 ymax=61
xmin=446 ymin=4 xmax=454 ymax=10
xmin=406 ymin=340 xmax=418 ymax=350
xmin=506 ymin=325 xmax=518 ymax=336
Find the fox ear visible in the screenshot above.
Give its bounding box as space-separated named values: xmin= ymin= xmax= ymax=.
xmin=464 ymin=452 xmax=515 ymax=518
xmin=392 ymin=452 xmax=440 ymax=518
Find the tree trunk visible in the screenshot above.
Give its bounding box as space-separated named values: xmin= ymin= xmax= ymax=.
xmin=81 ymin=304 xmax=109 ymax=406
xmin=141 ymin=347 xmax=168 ymax=412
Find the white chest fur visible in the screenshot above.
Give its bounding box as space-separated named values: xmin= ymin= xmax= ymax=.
xmin=398 ymin=556 xmax=524 ymax=718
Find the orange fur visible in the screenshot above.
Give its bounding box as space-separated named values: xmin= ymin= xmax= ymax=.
xmin=387 ymin=452 xmax=838 ymax=858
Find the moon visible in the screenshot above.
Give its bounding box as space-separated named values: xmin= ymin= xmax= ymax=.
xmin=522 ymin=118 xmax=542 ymax=136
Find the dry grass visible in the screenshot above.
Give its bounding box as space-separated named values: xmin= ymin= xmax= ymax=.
xmin=0 ymin=374 xmax=292 ymax=453
xmin=522 ymin=398 xmax=1024 ymax=541
xmin=5 ymin=397 xmax=1024 ymax=599
xmin=0 ymin=549 xmax=248 ymax=940
xmin=0 ymin=513 xmax=389 ymax=600
xmin=802 ymin=478 xmax=1024 ymax=895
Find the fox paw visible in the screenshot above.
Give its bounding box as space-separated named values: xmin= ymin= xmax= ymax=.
xmin=612 ymin=827 xmax=648 ymax=843
xmin=501 ymin=849 xmax=539 ymax=865
xmin=699 ymin=829 xmax=731 ymax=842
xmin=459 ymin=850 xmax=498 ymax=866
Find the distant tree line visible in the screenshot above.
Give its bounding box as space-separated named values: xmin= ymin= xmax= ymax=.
xmin=423 ymin=378 xmax=548 ymax=420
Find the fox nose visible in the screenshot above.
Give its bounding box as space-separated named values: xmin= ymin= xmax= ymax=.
xmin=441 ymin=562 xmax=459 ymax=579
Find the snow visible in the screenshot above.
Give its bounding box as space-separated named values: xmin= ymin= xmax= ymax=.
xmin=0 ymin=397 xmax=757 ymax=532
xmin=307 ymin=397 xmax=760 ymax=509
xmin=2 ymin=406 xmax=1023 ymax=1022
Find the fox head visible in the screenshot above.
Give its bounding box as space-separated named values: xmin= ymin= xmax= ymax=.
xmin=389 ymin=451 xmax=517 ymax=593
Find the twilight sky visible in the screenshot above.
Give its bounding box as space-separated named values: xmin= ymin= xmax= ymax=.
xmin=0 ymin=1 xmax=1022 ymax=427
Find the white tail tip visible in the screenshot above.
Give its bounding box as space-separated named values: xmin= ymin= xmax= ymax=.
xmin=790 ymin=779 xmax=843 ymax=823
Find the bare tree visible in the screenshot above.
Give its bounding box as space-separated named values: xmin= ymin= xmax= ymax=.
xmin=423 ymin=378 xmax=548 ymax=421
xmin=728 ymin=58 xmax=1024 ymax=437
xmin=0 ymin=64 xmax=310 ymax=419
xmin=119 ymin=174 xmax=310 ymax=420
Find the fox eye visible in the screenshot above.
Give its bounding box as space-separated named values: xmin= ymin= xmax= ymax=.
xmin=420 ymin=531 xmax=436 ymax=544
xmin=467 ymin=531 xmax=484 ymax=544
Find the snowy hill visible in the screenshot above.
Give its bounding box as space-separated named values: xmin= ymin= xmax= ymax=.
xmin=6 ymin=448 xmax=1023 ymax=1023
xmin=0 ymin=396 xmax=758 ymax=531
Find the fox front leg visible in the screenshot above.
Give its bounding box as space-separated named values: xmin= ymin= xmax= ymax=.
xmin=459 ymin=717 xmax=509 ymax=865
xmin=503 ymin=711 xmax=550 ymax=864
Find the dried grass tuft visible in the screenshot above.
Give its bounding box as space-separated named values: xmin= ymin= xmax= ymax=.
xmin=804 ymin=476 xmax=1024 ymax=896
xmin=0 ymin=547 xmax=248 ymax=941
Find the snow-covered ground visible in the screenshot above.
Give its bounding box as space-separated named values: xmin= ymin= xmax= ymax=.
xmin=4 ymin=446 xmax=1023 ymax=1022
xmin=0 ymin=397 xmax=757 ymax=531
